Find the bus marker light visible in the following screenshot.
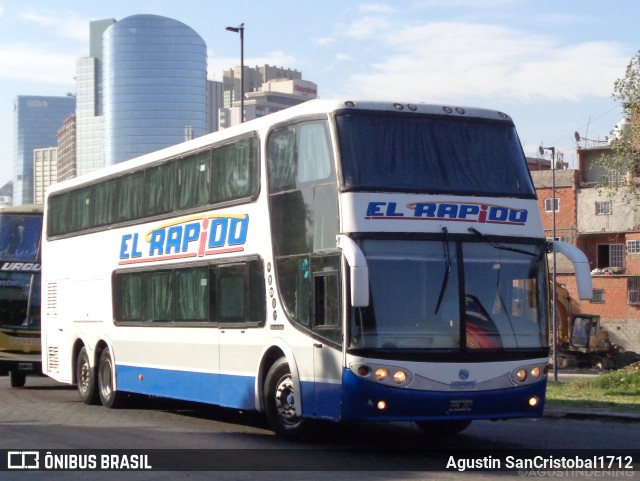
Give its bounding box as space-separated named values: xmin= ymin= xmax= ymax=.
xmin=516 ymin=369 xmax=527 ymax=382
xmin=357 ymin=366 xmax=370 ymax=376
xmin=138 ymin=374 xmax=144 ymax=381
xmin=377 ymin=401 xmax=387 ymax=410
xmin=375 ymin=368 xmax=388 ymax=381
xmin=528 ymin=397 xmax=539 ymax=407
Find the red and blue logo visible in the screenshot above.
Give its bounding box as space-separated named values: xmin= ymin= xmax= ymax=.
xmin=119 ymin=214 xmax=249 ymax=265
xmin=365 ymin=201 xmax=527 ymax=225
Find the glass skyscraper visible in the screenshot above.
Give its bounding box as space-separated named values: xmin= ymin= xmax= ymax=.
xmin=12 ymin=95 xmax=75 ymax=205
xmin=75 ymin=19 xmax=115 ymax=177
xmin=103 ymin=14 xmax=207 ymax=165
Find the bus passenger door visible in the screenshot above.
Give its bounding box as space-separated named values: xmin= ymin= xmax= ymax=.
xmin=311 ymin=271 xmax=343 ymax=420
xmin=217 ymin=260 xmax=264 ymax=410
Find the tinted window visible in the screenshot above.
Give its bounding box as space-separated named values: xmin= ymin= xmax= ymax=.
xmin=337 ymin=112 xmax=535 ymax=197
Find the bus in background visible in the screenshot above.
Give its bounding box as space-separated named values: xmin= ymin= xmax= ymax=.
xmin=0 ymin=204 xmax=42 ymax=387
xmin=41 ymin=100 xmax=592 ymax=439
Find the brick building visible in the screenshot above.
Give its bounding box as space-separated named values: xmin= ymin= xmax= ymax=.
xmin=530 ymin=147 xmax=640 ymax=352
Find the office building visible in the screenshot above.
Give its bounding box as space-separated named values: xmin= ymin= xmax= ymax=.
xmin=12 ymin=95 xmax=75 ymax=205
xmin=75 ymin=19 xmax=115 ymax=176
xmin=33 ymin=147 xmax=58 ymax=205
xmin=220 ymin=77 xmax=317 ymax=128
xmin=207 ymin=80 xmax=224 ymax=134
xmin=57 ymin=114 xmax=77 ymax=182
xmin=222 ymin=64 xmax=303 ymax=110
xmin=103 ymin=14 xmax=207 ymax=166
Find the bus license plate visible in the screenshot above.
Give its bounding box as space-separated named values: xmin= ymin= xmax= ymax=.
xmin=17 ymin=363 xmax=34 ymax=371
xmin=448 ymin=400 xmax=473 ymax=412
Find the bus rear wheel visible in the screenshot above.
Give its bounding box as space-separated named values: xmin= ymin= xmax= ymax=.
xmin=98 ymin=347 xmax=125 ymax=409
xmin=77 ymin=347 xmax=99 ymax=405
xmin=415 ymin=419 xmax=472 ymax=436
xmin=264 ymin=358 xmax=314 ymax=441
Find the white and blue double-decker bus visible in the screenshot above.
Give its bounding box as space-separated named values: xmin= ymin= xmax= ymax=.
xmin=41 ymin=99 xmax=592 ymax=439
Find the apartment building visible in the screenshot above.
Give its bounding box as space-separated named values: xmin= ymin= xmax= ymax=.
xmin=531 ymin=145 xmax=640 ymax=352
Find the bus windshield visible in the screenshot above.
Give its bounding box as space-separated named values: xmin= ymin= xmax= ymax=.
xmin=0 ymin=211 xmax=42 ymax=330
xmin=0 ymin=273 xmax=41 ymax=329
xmin=349 ymin=239 xmax=548 ymax=352
xmin=336 ymin=111 xmax=535 ymax=197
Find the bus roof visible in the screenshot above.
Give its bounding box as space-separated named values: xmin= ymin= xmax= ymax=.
xmin=0 ymin=204 xmax=43 ymax=214
xmin=44 ymin=98 xmax=514 ymax=197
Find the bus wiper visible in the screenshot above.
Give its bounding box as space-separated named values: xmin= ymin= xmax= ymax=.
xmin=434 ymin=227 xmax=450 ymax=315
xmin=468 ymin=227 xmax=537 ymax=257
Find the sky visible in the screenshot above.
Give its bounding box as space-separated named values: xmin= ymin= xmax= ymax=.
xmin=1 ymin=0 xmax=639 ymax=187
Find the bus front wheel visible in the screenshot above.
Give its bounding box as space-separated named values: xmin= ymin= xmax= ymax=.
xmin=264 ymin=358 xmax=314 ymax=441
xmin=9 ymin=371 xmax=26 ymax=388
xmin=77 ymin=347 xmax=99 ymax=405
xmin=98 ymin=347 xmax=125 ymax=409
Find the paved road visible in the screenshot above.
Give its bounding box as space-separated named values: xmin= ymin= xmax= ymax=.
xmin=0 ymin=375 xmax=637 ymax=481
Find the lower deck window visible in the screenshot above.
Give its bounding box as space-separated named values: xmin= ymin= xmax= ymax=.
xmin=114 ymin=258 xmax=265 ymax=327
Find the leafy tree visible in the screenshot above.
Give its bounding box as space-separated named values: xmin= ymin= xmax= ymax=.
xmin=597 ymin=50 xmax=640 ymax=202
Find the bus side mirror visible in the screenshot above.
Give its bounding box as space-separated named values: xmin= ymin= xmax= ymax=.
xmin=551 ymin=241 xmax=592 ymax=300
xmin=336 ymin=235 xmax=370 ymax=307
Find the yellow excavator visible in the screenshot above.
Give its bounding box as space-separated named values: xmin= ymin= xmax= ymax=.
xmin=552 ymin=283 xmax=639 ymax=369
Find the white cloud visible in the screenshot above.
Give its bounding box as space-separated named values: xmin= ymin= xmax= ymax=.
xmin=19 ymin=10 xmax=89 ymax=42
xmin=0 ymin=43 xmax=76 ymax=86
xmin=335 ymin=53 xmax=352 ymax=62
xmin=314 ymin=36 xmax=335 ymax=46
xmin=344 ymin=20 xmax=629 ymax=103
xmin=357 ymin=3 xmax=396 ymax=14
xmin=344 ymin=16 xmax=393 ymax=40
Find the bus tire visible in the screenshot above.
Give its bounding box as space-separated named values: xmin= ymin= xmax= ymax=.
xmin=264 ymin=358 xmax=314 ymax=441
xmin=97 ymin=347 xmax=125 ymax=409
xmin=415 ymin=419 xmax=472 ymax=436
xmin=77 ymin=347 xmax=99 ymax=405
xmin=9 ymin=371 xmax=26 ymax=388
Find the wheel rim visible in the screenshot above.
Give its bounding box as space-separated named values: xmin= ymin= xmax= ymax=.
xmin=274 ymin=375 xmax=300 ymax=426
xmin=78 ymin=358 xmax=90 ymax=394
xmin=100 ymin=358 xmax=113 ymax=398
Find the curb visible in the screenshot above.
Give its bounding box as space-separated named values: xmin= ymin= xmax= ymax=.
xmin=544 ymin=408 xmax=640 ymax=423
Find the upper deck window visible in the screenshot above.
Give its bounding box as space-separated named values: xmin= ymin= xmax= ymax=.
xmin=336 ymin=112 xmax=535 ymax=198
xmin=0 ymin=214 xmax=42 ymax=261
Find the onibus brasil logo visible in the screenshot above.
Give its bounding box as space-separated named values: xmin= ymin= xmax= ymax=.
xmin=119 ymin=214 xmax=249 ymax=265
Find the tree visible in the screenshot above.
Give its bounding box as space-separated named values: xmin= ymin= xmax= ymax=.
xmin=597 ymin=50 xmax=640 ymax=202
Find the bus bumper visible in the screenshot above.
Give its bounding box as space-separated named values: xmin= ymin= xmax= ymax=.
xmin=0 ymin=356 xmax=42 ymax=376
xmin=341 ymin=369 xmax=546 ymax=422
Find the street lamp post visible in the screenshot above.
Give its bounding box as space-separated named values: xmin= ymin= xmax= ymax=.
xmin=225 ymin=23 xmax=245 ymax=123
xmin=539 ymin=145 xmax=557 ymax=381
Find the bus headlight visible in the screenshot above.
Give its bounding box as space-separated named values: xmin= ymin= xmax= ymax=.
xmin=393 ymin=371 xmax=407 ymax=384
xmin=375 ymin=368 xmax=388 ymax=381
xmin=350 ymin=363 xmax=413 ymax=387
xmin=511 ymin=364 xmax=547 ymax=385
